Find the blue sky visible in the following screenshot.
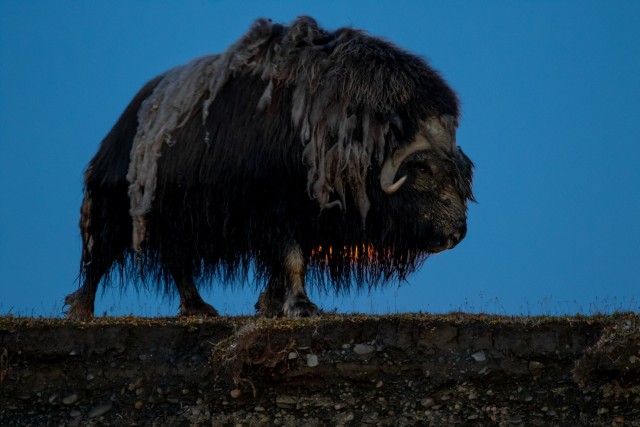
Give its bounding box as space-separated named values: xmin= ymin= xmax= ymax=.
xmin=1 ymin=1 xmax=639 ymax=317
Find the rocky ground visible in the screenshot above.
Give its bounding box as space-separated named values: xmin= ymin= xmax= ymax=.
xmin=1 ymin=313 xmax=639 ymax=426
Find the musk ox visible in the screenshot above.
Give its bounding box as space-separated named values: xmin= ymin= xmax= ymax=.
xmin=64 ymin=16 xmax=474 ymax=319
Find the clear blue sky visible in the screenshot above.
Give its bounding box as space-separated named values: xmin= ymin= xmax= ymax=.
xmin=1 ymin=1 xmax=639 ymax=317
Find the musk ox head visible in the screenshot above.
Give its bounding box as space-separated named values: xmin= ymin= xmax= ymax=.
xmin=378 ymin=116 xmax=474 ymax=254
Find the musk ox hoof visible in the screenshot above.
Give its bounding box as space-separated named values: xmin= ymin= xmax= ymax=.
xmin=254 ymin=290 xmax=283 ymax=317
xmin=179 ymin=301 xmax=219 ymax=317
xmin=283 ymin=295 xmax=320 ymax=318
xmin=255 ymin=292 xmax=320 ymax=317
xmin=63 ymin=291 xmax=94 ymax=321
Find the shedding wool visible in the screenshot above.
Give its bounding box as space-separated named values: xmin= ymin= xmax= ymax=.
xmin=126 ymin=16 xmax=442 ymax=252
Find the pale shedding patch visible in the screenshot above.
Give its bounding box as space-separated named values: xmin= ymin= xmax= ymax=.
xmin=126 ymin=20 xmax=274 ymax=251
xmin=127 ymin=55 xmax=221 ymax=251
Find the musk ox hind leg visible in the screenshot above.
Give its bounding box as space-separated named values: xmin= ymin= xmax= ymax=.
xmin=171 ymin=267 xmax=219 ymax=317
xmin=64 ymin=261 xmax=110 ymax=320
xmin=255 ymin=244 xmax=320 ymax=318
xmin=65 ymin=193 xmax=125 ymax=320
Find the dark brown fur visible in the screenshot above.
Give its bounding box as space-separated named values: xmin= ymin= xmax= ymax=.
xmin=64 ymin=17 xmax=473 ymax=319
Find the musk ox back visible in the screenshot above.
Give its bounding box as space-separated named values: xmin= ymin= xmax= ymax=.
xmin=64 ymin=16 xmax=474 ymax=319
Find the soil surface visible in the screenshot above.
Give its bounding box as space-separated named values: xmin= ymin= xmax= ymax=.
xmin=1 ymin=313 xmax=639 ymax=426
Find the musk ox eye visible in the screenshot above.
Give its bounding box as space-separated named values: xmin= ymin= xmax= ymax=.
xmin=412 ymin=162 xmax=435 ymax=176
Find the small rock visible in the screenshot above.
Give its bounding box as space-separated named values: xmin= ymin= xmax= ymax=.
xmin=421 ymin=398 xmax=436 ymax=408
xmin=88 ymin=401 xmax=112 ymax=418
xmin=353 ymin=344 xmax=375 ymax=356
xmin=471 ymin=351 xmax=486 ymax=362
xmin=288 ymin=351 xmax=298 ymax=360
xmin=597 ymin=407 xmax=609 ymax=415
xmin=375 ymin=380 xmax=384 ymax=388
xmin=510 ymin=415 xmax=523 ymax=424
xmin=525 ymin=395 xmax=533 ymax=402
xmin=134 ymin=400 xmax=144 ymax=410
xmin=529 ymin=361 xmax=545 ymax=376
xmin=613 ymin=416 xmax=625 ymax=424
xmin=342 ymin=343 xmax=351 ymax=349
xmin=63 ymin=393 xmax=79 ymax=405
xmin=69 ymin=410 xmax=81 ymax=417
xmin=306 ymin=354 xmax=319 ymax=367
xmin=467 ymin=414 xmax=479 ymax=420
xmin=276 ymin=395 xmax=297 ymax=409
xmin=255 ymin=406 xmax=265 ymax=412
xmin=49 ymin=394 xmax=57 ymax=404
xmin=230 ymin=389 xmax=242 ymax=399
xmin=86 ymin=373 xmax=94 ymax=381
xmin=128 ymin=378 xmax=143 ymax=391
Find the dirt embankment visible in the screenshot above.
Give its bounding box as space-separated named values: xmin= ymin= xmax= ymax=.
xmin=1 ymin=313 xmax=639 ymax=426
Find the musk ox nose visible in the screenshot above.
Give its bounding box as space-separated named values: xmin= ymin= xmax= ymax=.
xmin=448 ymin=224 xmax=467 ymax=248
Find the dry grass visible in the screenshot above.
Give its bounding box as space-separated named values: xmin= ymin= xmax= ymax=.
xmin=1 ymin=311 xmax=638 ymax=332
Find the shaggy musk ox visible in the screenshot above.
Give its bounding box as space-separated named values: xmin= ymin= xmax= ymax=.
xmin=64 ymin=16 xmax=474 ymax=319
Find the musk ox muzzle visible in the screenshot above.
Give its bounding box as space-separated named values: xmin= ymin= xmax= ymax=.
xmin=64 ymin=16 xmax=474 ymax=320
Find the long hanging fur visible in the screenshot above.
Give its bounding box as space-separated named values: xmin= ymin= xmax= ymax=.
xmin=81 ymin=16 xmax=470 ymax=295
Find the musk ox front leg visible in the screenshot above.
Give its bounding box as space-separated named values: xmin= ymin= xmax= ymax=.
xmin=256 ymin=244 xmax=320 ymax=317
xmin=170 ymin=267 xmax=219 ymax=317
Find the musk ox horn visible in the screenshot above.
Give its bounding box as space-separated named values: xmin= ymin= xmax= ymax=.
xmin=379 ymin=116 xmax=455 ymax=195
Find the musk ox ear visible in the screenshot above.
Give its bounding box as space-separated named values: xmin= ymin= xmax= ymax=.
xmin=379 ymin=115 xmax=456 ymax=194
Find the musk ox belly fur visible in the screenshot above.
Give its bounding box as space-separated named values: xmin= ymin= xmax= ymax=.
xmin=64 ymin=16 xmax=474 ymax=319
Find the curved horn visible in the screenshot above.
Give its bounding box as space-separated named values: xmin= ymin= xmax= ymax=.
xmin=380 ymin=134 xmax=431 ymax=194
xmin=379 ymin=117 xmax=454 ymax=195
